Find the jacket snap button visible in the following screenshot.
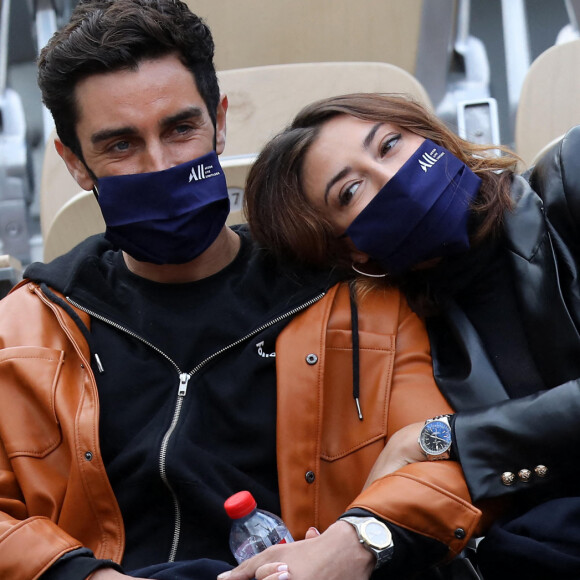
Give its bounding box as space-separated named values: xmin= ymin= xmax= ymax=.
xmin=305 ymin=354 xmax=318 ymax=365
xmin=84 ymin=451 xmax=93 ymax=461
xmin=454 ymin=528 xmax=466 ymax=539
xmin=305 ymin=471 xmax=316 ymax=483
xmin=534 ymin=465 xmax=548 ymax=477
xmin=518 ymin=469 xmax=532 ymax=482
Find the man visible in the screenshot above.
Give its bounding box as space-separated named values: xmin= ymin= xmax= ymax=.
xmin=0 ymin=1 xmax=485 ymax=579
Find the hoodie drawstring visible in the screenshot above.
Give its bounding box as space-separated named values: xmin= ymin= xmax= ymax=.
xmin=349 ymin=283 xmax=363 ymax=421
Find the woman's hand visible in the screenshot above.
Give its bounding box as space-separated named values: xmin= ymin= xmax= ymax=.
xmin=249 ymin=527 xmax=320 ymax=580
xmin=363 ymin=422 xmax=426 ymax=489
xmin=217 ymin=521 xmax=374 ymax=580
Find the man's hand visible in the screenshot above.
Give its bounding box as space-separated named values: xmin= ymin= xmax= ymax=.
xmin=363 ymin=422 xmax=426 ymax=490
xmin=217 ymin=521 xmax=374 ymax=580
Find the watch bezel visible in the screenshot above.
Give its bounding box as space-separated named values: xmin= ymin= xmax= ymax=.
xmin=419 ymin=417 xmax=452 ymax=459
xmin=339 ymin=516 xmax=394 ymax=569
xmin=360 ymin=519 xmax=392 ymax=550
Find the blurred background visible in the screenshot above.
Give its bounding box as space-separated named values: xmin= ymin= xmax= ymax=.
xmin=1 ymin=0 xmax=579 ymax=273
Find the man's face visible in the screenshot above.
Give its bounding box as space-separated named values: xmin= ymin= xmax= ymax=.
xmin=57 ymin=53 xmax=226 ymax=190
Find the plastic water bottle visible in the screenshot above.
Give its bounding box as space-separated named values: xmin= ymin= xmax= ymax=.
xmin=224 ymin=490 xmax=294 ymax=564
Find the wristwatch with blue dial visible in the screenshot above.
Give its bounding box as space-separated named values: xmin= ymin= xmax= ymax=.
xmin=418 ymin=414 xmax=453 ymax=460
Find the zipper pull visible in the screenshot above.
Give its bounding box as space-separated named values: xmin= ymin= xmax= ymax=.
xmin=178 ymin=373 xmax=191 ymax=396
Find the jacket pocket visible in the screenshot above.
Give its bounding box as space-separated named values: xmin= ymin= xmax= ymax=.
xmin=320 ymin=329 xmax=395 ymax=461
xmin=0 ymin=346 xmax=64 ymax=457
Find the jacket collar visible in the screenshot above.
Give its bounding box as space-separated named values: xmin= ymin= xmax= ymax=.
xmin=431 ymin=159 xmax=580 ymax=410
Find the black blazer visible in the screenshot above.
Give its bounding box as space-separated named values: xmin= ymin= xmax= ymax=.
xmin=429 ymin=125 xmax=580 ymax=502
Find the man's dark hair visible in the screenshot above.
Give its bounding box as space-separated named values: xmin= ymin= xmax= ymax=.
xmin=37 ymin=0 xmax=220 ymax=160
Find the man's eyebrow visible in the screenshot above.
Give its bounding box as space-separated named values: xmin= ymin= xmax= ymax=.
xmin=90 ymin=107 xmax=205 ymax=145
xmin=159 ymin=106 xmax=204 ymax=129
xmin=363 ymin=122 xmax=383 ymax=150
xmin=324 ymin=166 xmax=351 ymax=204
xmin=91 ymin=126 xmax=138 ymax=145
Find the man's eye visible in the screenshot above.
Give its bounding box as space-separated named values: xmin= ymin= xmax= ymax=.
xmin=175 ymin=124 xmax=193 ymax=135
xmin=380 ymin=134 xmax=401 ymax=157
xmin=112 ymin=141 xmax=130 ymax=152
xmin=338 ymin=182 xmax=360 ymax=206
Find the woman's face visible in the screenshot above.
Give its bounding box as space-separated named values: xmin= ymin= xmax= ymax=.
xmin=302 ymin=115 xmax=425 ymax=236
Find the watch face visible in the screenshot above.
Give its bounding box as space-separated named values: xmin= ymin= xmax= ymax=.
xmin=361 ymin=520 xmax=392 ymax=549
xmin=420 ymin=420 xmax=451 ymax=454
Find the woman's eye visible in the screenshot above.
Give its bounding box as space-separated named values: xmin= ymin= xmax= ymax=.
xmin=338 ymin=182 xmax=361 ymax=206
xmin=380 ymin=134 xmax=401 ymax=157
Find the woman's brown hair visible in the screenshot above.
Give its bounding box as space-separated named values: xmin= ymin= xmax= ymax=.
xmin=245 ymin=93 xmax=519 ymax=271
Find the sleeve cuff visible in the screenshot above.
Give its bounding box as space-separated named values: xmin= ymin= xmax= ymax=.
xmin=40 ymin=548 xmax=124 ymax=580
xmin=339 ymin=508 xmax=448 ymax=577
xmin=448 ymin=413 xmax=458 ymax=461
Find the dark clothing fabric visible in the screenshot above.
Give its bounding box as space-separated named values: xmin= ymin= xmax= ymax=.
xmin=407 ymin=127 xmax=580 ymax=578
xmin=406 ymin=126 xmax=580 ymax=505
xmin=404 ymin=237 xmax=544 ymax=400
xmin=26 ymin=227 xmax=445 ymax=579
xmin=25 ymin=227 xmax=342 ymax=577
xmin=476 ymin=497 xmax=580 ymax=579
xmin=343 ymin=508 xmax=448 ymax=579
xmin=128 ymin=559 xmax=233 ymax=579
xmin=88 ymin=237 xmax=282 ymax=569
xmin=40 ymin=549 xmax=123 ymax=579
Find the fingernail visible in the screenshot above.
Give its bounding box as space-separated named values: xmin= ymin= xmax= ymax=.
xmin=218 ymin=572 xmax=231 ymax=579
xmin=308 ymin=526 xmax=320 ymax=535
xmin=277 ymin=565 xmax=289 ymax=572
xmin=279 ymin=573 xmax=289 ymax=580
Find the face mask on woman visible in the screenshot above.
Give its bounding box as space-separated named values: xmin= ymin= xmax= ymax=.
xmin=95 ymin=151 xmax=230 ymax=265
xmin=345 ymin=139 xmax=482 ymax=274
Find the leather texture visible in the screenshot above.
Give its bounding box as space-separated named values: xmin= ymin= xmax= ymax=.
xmin=432 ymin=125 xmax=580 ymax=502
xmin=0 ymin=279 xmax=483 ymax=578
xmin=276 ymin=283 xmax=481 ymax=558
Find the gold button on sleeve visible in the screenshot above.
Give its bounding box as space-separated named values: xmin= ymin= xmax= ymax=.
xmin=501 ymin=471 xmax=516 ymax=486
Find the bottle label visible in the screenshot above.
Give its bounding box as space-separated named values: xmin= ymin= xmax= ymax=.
xmin=234 ymin=536 xmax=268 ymax=563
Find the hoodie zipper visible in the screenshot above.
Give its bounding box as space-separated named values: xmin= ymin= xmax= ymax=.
xmin=66 ymin=292 xmax=325 ymax=562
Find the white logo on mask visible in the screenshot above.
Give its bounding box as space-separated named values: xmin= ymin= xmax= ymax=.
xmin=418 ymin=149 xmax=445 ymax=173
xmin=189 ymin=162 xmax=221 ymax=182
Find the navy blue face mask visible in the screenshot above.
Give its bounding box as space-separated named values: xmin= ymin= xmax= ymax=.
xmin=344 ymin=139 xmax=482 ymax=274
xmin=95 ymin=151 xmax=230 ymax=265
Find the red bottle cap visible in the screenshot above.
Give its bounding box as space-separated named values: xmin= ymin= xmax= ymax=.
xmin=224 ymin=490 xmax=257 ymax=519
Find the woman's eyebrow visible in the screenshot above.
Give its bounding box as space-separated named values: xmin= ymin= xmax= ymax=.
xmin=323 ymin=123 xmax=384 ymax=203
xmin=324 ymin=166 xmax=351 ymax=204
xmin=363 ymin=122 xmax=383 ymax=150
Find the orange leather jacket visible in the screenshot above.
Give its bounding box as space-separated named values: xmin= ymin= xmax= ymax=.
xmin=0 ymin=280 xmax=482 ymax=579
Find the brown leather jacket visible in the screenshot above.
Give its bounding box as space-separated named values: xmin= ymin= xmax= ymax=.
xmin=0 ymin=280 xmax=481 ymax=579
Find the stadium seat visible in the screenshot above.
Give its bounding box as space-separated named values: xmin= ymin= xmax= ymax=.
xmin=185 ymin=0 xmax=424 ymax=75
xmin=218 ymin=61 xmax=432 ymax=158
xmin=515 ymin=38 xmax=580 ymax=166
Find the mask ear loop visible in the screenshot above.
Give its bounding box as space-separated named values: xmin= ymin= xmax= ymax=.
xmin=351 ymin=262 xmax=388 ymax=278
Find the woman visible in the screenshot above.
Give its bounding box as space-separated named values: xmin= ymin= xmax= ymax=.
xmin=244 ymin=93 xmax=580 ymax=578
